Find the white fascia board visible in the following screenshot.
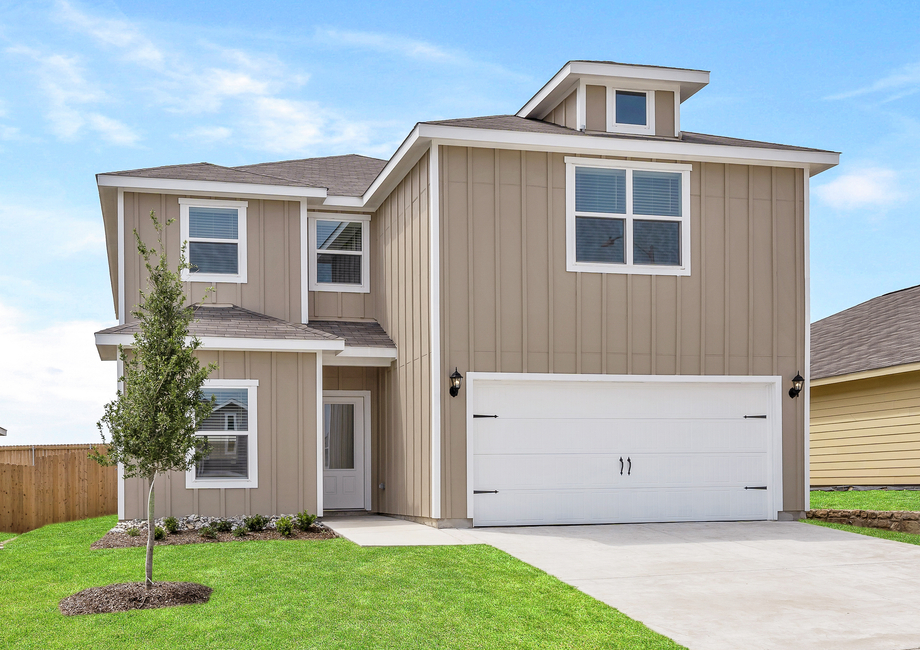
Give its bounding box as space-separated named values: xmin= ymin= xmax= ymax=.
xmin=96 ymin=174 xmax=327 ymax=200
xmin=517 ymin=61 xmax=710 ymax=118
xmin=322 ymin=350 xmax=395 ymax=367
xmin=334 ymin=346 xmax=397 ymax=359
xmin=322 ymin=196 xmax=365 ymax=208
xmin=95 ymin=332 xmax=345 ymax=353
xmin=361 ymin=124 xmax=423 ymax=210
xmin=415 ymin=124 xmax=840 ymax=175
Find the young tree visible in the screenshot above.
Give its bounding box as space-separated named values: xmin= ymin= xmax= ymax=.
xmin=93 ymin=210 xmax=216 ymax=589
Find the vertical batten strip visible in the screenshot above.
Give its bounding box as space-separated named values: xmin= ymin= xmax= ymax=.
xmin=748 ymin=167 xmax=755 ymax=373
xmin=467 ymin=149 xmax=475 ymax=373
xmin=300 ymin=201 xmax=309 ymax=324
xmin=297 ymin=353 xmax=304 ymax=513
xmin=428 ymin=144 xmax=442 ymax=520
xmin=771 ymin=168 xmax=778 ymax=376
xmin=651 ymin=279 xmax=657 ymax=374
xmin=626 ymin=275 xmax=633 ymax=374
xmin=547 ymin=153 xmax=555 ymax=373
xmin=494 ymin=150 xmax=502 ymax=372
xmin=315 ymin=352 xmax=323 ymax=516
xmin=803 ymin=167 xmax=811 ymax=511
xmin=271 ymin=351 xmax=277 ymax=515
xmin=521 ymin=152 xmax=528 ymax=373
xmin=601 ymin=275 xmax=608 ymax=373
xmin=576 ymin=274 xmax=582 ymax=373
xmin=700 ymin=163 xmax=707 ymax=374
xmin=724 ymin=165 xmax=730 ymax=374
xmin=795 ymin=168 xmax=805 ymax=508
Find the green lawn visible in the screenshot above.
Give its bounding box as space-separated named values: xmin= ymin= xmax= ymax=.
xmin=0 ymin=516 xmax=682 ymax=650
xmin=0 ymin=531 xmax=17 ymax=543
xmin=809 ymin=489 xmax=920 ymax=511
xmin=803 ymin=519 xmax=920 ymax=546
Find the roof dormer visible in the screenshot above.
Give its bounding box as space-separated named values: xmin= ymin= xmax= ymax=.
xmin=517 ymin=60 xmax=710 ymax=138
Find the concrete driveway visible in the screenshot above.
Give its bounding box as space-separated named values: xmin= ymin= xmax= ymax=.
xmin=460 ymin=522 xmax=920 ymax=650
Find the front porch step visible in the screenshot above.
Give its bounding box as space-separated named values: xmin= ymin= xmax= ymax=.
xmin=322 ymin=509 xmax=373 ymax=517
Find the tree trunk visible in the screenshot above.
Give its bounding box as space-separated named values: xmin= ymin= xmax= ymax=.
xmin=145 ymin=473 xmax=156 ymax=590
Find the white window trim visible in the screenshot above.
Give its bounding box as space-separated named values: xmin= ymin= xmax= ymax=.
xmin=608 ymin=88 xmax=655 ymax=135
xmin=565 ymin=157 xmax=692 ymax=277
xmin=308 ymin=212 xmax=371 ymax=294
xmin=186 ymin=379 xmax=259 ymax=489
xmin=179 ymin=197 xmax=248 ymax=284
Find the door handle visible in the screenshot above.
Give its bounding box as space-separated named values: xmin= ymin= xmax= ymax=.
xmin=627 ymin=457 xmax=631 ymax=475
xmin=619 ymin=457 xmax=624 ymax=475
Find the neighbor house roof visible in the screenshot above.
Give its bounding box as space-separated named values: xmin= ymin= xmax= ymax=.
xmin=811 ymin=284 xmax=920 ymax=380
xmin=102 ymin=155 xmax=388 ymax=198
xmin=95 ymin=305 xmax=395 ymax=348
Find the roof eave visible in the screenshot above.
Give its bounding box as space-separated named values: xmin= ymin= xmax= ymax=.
xmin=811 ymin=361 xmax=920 ymax=387
xmin=96 ymin=174 xmax=328 ymax=200
xmin=94 ymin=332 xmax=345 ymax=361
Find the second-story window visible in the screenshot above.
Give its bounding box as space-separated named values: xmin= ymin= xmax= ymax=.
xmin=179 ymin=198 xmax=248 ymax=283
xmin=565 ymin=157 xmax=691 ymax=277
xmin=308 ymin=214 xmax=370 ymax=293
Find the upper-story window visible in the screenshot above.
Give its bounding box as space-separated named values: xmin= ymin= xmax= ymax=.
xmin=308 ymin=213 xmax=370 ymax=293
xmin=186 ymin=379 xmax=258 ymax=489
xmin=565 ymin=157 xmax=691 ymax=277
xmin=179 ymin=198 xmax=248 ymax=283
xmin=609 ymin=88 xmax=654 ymax=134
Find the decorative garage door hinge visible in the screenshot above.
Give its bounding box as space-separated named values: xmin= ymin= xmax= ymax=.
xmin=744 ymin=415 xmax=768 ymax=419
xmin=744 ymin=486 xmax=768 ymax=490
xmin=473 ymin=414 xmax=499 ymax=418
xmin=473 ymin=490 xmax=499 ymax=494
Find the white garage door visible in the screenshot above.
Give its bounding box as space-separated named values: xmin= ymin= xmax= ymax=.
xmin=468 ymin=374 xmax=782 ymax=527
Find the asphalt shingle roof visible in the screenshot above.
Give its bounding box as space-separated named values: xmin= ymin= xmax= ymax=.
xmin=235 ymin=154 xmax=387 ymax=197
xmin=102 ymin=162 xmax=306 ymax=187
xmin=96 ymin=305 xmax=395 ymax=349
xmin=423 ymin=115 xmax=836 ymax=153
xmin=811 ymin=284 xmax=920 ymax=379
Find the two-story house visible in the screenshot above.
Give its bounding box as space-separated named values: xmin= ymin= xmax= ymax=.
xmin=94 ymin=60 xmax=839 ymax=527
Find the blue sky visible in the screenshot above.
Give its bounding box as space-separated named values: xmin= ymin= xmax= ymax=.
xmin=1 ymin=0 xmax=918 ymax=443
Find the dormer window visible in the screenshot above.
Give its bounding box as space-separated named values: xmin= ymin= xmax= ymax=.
xmin=308 ymin=213 xmax=371 ymax=293
xmin=615 ymin=91 xmax=648 ymax=126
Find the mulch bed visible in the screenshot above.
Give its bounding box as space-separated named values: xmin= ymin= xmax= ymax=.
xmin=91 ymin=526 xmax=336 ymax=549
xmin=60 ymin=582 xmax=212 ymax=615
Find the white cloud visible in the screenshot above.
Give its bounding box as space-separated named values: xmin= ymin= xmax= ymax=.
xmin=86 ymin=113 xmax=140 ymax=145
xmin=813 ymin=167 xmax=908 ymax=211
xmin=54 ymin=0 xmax=164 ymax=68
xmin=177 ymin=125 xmax=233 ymax=144
xmin=827 ymin=61 xmax=920 ymax=102
xmin=0 ymin=203 xmax=105 ymax=256
xmin=0 ymin=300 xmax=115 ymax=444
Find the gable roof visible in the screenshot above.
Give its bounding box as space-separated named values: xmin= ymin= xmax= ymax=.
xmin=102 ymin=162 xmax=304 ymax=187
xmin=811 ymin=284 xmax=920 ymax=380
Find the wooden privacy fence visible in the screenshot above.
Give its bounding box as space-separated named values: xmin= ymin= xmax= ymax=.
xmin=0 ymin=444 xmax=117 ymax=534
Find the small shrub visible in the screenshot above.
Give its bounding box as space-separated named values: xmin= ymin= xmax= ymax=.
xmin=276 ymin=516 xmax=294 ymax=538
xmin=213 ymin=519 xmax=233 ymax=533
xmin=244 ymin=514 xmax=269 ymax=532
xmin=294 ymin=510 xmax=317 ymax=531
xmin=163 ymin=517 xmax=179 ymax=534
xmin=126 ymin=527 xmax=140 ymax=537
xmin=232 ymin=526 xmax=247 ymax=538
xmin=199 ymin=526 xmax=217 ymax=539
xmin=154 ymin=526 xmax=166 ymax=541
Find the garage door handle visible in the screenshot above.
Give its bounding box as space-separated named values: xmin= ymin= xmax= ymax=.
xmin=627 ymin=457 xmax=631 ymax=475
xmin=745 ymin=486 xmax=768 ymax=490
xmin=744 ymin=415 xmax=767 ymax=419
xmin=473 ymin=414 xmax=499 ymax=418
xmin=619 ymin=457 xmax=624 ymax=475
xmin=473 ymin=490 xmax=499 ymax=494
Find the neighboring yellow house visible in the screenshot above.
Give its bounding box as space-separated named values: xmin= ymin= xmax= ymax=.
xmin=811 ymin=284 xmax=920 ymax=487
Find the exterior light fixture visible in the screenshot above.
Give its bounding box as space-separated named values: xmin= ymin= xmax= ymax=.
xmin=449 ymin=368 xmax=463 ymax=397
xmin=789 ymin=372 xmax=804 ymax=399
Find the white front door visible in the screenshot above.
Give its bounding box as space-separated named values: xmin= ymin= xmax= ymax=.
xmin=469 ymin=374 xmax=783 ymax=526
xmin=322 ymin=393 xmax=368 ymax=510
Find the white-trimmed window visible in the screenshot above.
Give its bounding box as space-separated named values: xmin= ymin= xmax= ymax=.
xmin=566 ymin=157 xmax=691 ymax=276
xmin=179 ymin=198 xmax=248 ymax=283
xmin=186 ymin=379 xmax=258 ymax=489
xmin=308 ymin=213 xmax=370 ymax=293
xmin=608 ymin=88 xmax=654 ymax=134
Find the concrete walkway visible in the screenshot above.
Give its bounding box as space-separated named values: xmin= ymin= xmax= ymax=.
xmin=322 ymin=515 xmax=474 ymax=547
xmin=462 ymin=521 xmax=920 ymax=650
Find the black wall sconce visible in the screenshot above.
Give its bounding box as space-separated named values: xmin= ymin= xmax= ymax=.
xmin=449 ymin=368 xmax=463 ymax=397
xmin=788 ymin=372 xmax=804 ymax=399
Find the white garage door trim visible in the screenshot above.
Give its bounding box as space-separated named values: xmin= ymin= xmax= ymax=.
xmin=465 ymin=372 xmax=784 ymax=524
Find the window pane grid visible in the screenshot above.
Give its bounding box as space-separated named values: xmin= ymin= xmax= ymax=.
xmin=186 ymin=205 xmax=241 ymax=277
xmin=572 ymin=165 xmax=684 ymax=270
xmin=311 ymin=218 xmax=367 ymax=289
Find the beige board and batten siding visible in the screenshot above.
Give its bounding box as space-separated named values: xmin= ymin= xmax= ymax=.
xmin=438 ymin=146 xmax=807 ymax=519
xmin=544 ymin=90 xmax=578 ymax=130
xmin=586 ymin=85 xmax=606 ymax=132
xmin=123 ymin=350 xmax=319 ymax=520
xmin=368 ymin=151 xmax=433 ymax=519
xmin=655 ymin=91 xmax=676 ymax=137
xmin=811 ymin=370 xmax=920 ymax=486
xmin=309 ymin=210 xmax=379 ymax=321
xmin=122 ymin=192 xmax=303 ymax=324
